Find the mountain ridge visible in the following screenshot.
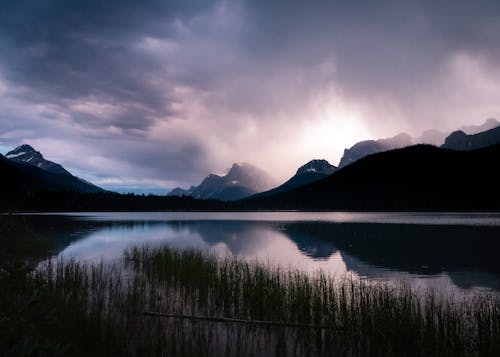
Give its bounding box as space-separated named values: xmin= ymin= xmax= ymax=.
xmin=441 ymin=125 xmax=500 ymax=151
xmin=2 ymin=144 xmax=104 ymax=194
xmin=338 ymin=118 xmax=499 ymax=168
xmin=6 ymin=144 xmax=71 ymax=175
xmin=338 ymin=133 xmax=413 ymax=168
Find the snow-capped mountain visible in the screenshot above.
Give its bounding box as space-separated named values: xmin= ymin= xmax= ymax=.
xmin=4 ymin=144 xmax=104 ymax=193
xmin=250 ymin=159 xmax=337 ymax=198
xmin=6 ymin=144 xmax=71 ymax=175
xmin=169 ymin=163 xmax=276 ymax=201
xmin=296 ymin=159 xmax=337 ymax=176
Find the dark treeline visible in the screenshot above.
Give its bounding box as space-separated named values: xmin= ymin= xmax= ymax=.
xmin=0 ymin=191 xmax=228 ymax=212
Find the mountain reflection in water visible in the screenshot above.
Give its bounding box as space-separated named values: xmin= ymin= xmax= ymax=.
xmin=6 ymin=212 xmax=500 ymax=293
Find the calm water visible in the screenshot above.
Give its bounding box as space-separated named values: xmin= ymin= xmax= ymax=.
xmin=10 ymin=211 xmax=500 ymax=294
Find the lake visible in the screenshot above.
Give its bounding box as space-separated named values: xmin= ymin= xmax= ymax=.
xmin=8 ymin=211 xmax=500 ymax=295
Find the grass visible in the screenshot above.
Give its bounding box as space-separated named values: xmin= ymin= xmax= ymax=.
xmin=20 ymin=245 xmax=500 ymax=356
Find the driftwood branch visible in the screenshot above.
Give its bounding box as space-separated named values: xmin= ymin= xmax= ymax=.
xmin=143 ymin=311 xmax=343 ymax=330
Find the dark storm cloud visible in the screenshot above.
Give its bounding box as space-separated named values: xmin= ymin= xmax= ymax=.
xmin=242 ymin=0 xmax=500 ymax=124
xmin=0 ymin=0 xmax=221 ymax=187
xmin=1 ymin=0 xmax=500 ymax=190
xmin=0 ymin=0 xmax=216 ymax=130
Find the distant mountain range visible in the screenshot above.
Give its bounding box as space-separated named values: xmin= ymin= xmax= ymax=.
xmin=167 ymin=116 xmax=500 ymax=208
xmin=337 ymin=118 xmax=499 ymax=168
xmin=338 ymin=133 xmax=413 ymax=168
xmin=442 ymin=125 xmax=500 ymax=151
xmin=169 ymin=163 xmax=276 ymax=201
xmin=170 ymin=118 xmax=500 ymax=202
xmin=417 ymin=118 xmax=499 ymax=146
xmin=1 ymin=144 xmax=104 ymax=195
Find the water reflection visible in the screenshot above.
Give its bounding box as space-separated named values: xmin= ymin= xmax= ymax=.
xmin=8 ymin=212 xmax=500 ymax=293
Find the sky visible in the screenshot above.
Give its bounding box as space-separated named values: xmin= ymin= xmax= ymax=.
xmin=1 ymin=0 xmax=500 ymax=193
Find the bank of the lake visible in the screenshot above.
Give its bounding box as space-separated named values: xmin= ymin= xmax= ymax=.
xmin=24 ymin=246 xmax=500 ymax=356
xmin=2 ymin=212 xmax=500 ymax=356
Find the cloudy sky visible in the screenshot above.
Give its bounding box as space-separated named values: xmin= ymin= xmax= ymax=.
xmin=1 ymin=0 xmax=500 ymax=192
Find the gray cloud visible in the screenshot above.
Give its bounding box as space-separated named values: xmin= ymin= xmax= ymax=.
xmin=1 ymin=0 xmax=500 ymax=190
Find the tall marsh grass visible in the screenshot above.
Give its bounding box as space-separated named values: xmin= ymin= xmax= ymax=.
xmin=31 ymin=246 xmax=500 ymax=356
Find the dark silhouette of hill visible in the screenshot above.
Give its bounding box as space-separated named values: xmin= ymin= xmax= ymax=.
xmin=241 ymin=144 xmax=500 ymax=211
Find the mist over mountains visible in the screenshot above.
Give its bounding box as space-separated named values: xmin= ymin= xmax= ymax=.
xmin=442 ymin=125 xmax=500 ymax=151
xmin=169 ymin=163 xmax=277 ymax=201
xmin=168 ymin=118 xmax=500 ymax=201
xmin=2 ymin=117 xmax=500 ymax=211
xmin=242 ymin=144 xmax=500 ymax=211
xmin=337 ymin=118 xmax=499 ymax=169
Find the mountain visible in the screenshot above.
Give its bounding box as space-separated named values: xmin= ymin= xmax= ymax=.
xmin=6 ymin=144 xmax=71 ymax=175
xmin=441 ymin=125 xmax=500 ymax=151
xmin=253 ymin=159 xmax=337 ymax=197
xmin=338 ymin=133 xmax=413 ymax=168
xmin=175 ymin=163 xmax=276 ymax=201
xmin=459 ymin=118 xmax=499 ymax=135
xmin=168 ymin=186 xmax=196 ymax=197
xmin=418 ymin=118 xmax=499 ymax=146
xmin=2 ymin=144 xmax=104 ymax=194
xmin=417 ymin=129 xmax=448 ymax=146
xmin=240 ymin=144 xmax=500 ymax=211
xmin=340 ymin=119 xmax=500 ymax=167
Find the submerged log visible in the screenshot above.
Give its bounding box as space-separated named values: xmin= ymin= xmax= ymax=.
xmin=143 ymin=311 xmax=343 ymax=330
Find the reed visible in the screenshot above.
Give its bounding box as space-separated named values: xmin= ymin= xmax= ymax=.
xmin=28 ymin=245 xmax=500 ymax=356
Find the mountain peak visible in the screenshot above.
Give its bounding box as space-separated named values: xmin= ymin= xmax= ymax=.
xmin=11 ymin=143 xmax=37 ymax=153
xmin=228 ymin=162 xmax=252 ymax=171
xmin=182 ymin=162 xmax=276 ymax=201
xmin=3 ymin=143 xmax=104 ymax=193
xmin=6 ymin=143 xmax=71 ymax=176
xmin=296 ymin=159 xmax=337 ymax=175
xmin=6 ymin=144 xmax=39 ymax=159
